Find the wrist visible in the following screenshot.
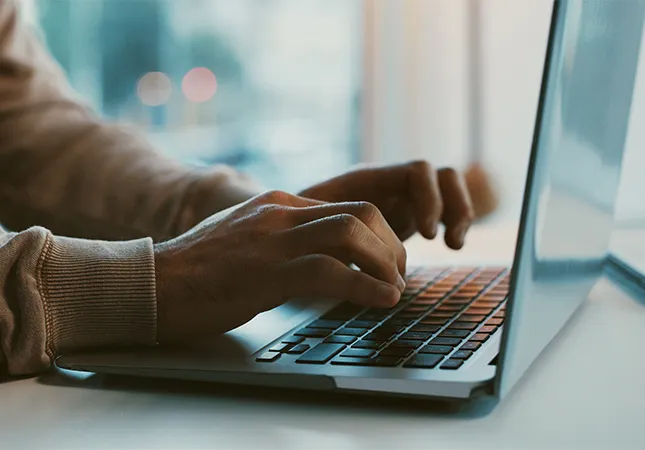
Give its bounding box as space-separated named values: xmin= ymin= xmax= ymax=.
xmin=153 ymin=241 xmax=177 ymax=345
xmin=179 ymin=167 xmax=262 ymax=233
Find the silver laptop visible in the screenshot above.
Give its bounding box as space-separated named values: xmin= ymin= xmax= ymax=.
xmin=56 ymin=0 xmax=644 ymax=403
xmin=608 ymin=225 xmax=645 ymax=292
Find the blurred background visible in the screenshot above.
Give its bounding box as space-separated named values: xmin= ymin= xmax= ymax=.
xmin=24 ymin=0 xmax=644 ymax=225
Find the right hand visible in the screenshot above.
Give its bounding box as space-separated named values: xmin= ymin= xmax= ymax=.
xmin=154 ymin=190 xmax=407 ymax=345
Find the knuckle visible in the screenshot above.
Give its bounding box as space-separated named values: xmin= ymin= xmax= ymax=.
xmin=256 ymin=204 xmax=293 ymax=222
xmin=260 ymin=189 xmax=291 ymax=204
xmin=409 ymin=159 xmax=432 ymax=173
xmin=438 ymin=167 xmax=459 ymax=179
xmin=353 ymin=201 xmax=379 ymax=222
xmin=306 ymin=255 xmax=335 ymax=273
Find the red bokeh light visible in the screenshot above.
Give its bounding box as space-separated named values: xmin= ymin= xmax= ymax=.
xmin=182 ymin=67 xmax=218 ymax=103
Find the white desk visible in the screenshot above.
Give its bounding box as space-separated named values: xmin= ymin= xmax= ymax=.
xmin=2 ymin=223 xmax=645 ymax=450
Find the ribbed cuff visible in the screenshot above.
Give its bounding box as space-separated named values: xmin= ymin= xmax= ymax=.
xmin=39 ymin=235 xmax=157 ymax=357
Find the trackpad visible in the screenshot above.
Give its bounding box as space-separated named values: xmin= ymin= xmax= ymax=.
xmin=223 ymin=299 xmax=329 ymax=355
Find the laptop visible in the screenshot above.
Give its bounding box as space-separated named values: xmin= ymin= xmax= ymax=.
xmin=56 ymin=0 xmax=645 ymax=402
xmin=608 ymin=225 xmax=645 ymax=292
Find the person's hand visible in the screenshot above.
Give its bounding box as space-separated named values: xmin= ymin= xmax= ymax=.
xmin=299 ymin=161 xmax=475 ymax=249
xmin=154 ymin=190 xmax=407 ymax=345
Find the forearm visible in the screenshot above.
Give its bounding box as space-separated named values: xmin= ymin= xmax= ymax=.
xmin=0 ymin=227 xmax=156 ymax=376
xmin=0 ymin=1 xmax=260 ymax=241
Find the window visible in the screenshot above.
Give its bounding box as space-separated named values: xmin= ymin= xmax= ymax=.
xmin=34 ymin=0 xmax=362 ymax=192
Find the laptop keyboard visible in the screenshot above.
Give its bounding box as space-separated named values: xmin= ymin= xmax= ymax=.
xmin=255 ymin=267 xmax=509 ymax=370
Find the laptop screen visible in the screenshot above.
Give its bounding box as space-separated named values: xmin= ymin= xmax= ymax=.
xmin=497 ymin=0 xmax=645 ymax=398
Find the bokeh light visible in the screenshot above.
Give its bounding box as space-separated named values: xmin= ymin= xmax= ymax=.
xmin=137 ymin=72 xmax=172 ymax=107
xmin=182 ymin=67 xmax=218 ymax=103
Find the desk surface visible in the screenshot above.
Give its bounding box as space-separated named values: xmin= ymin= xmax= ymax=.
xmin=2 ymin=223 xmax=644 ymax=450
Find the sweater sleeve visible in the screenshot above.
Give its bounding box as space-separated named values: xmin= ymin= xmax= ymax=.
xmin=0 ymin=0 xmax=253 ymax=242
xmin=0 ymin=226 xmax=156 ymax=376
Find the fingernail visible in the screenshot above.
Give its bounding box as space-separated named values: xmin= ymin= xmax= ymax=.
xmin=397 ymin=273 xmax=406 ymax=292
xmin=379 ymin=283 xmax=400 ymax=306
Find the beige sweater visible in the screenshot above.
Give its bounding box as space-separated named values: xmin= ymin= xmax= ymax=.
xmin=0 ymin=1 xmax=242 ymax=376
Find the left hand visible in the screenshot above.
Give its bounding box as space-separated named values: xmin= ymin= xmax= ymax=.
xmin=299 ymin=161 xmax=474 ymax=249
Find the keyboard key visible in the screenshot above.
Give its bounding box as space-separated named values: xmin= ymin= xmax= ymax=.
xmin=296 ymin=343 xmax=346 ymax=364
xmin=431 ymin=312 xmax=456 ymax=318
xmin=404 ymin=354 xmax=443 ymax=369
xmin=427 ymin=287 xmax=452 ymax=293
xmin=341 ymin=348 xmax=375 ymax=358
xmin=419 ymin=345 xmax=453 ymax=355
xmin=388 ymin=340 xmax=423 ymax=349
xmin=403 ymin=304 xmax=430 ymax=311
xmin=282 ymin=336 xmax=305 ymax=345
xmin=459 ymin=315 xmax=486 ymax=323
xmin=487 ymin=289 xmax=508 ymax=295
xmin=353 ymin=340 xmax=384 ymax=349
xmin=383 ymin=319 xmax=414 ymax=327
xmin=469 ymin=333 xmax=490 ymax=342
xmin=336 ymin=328 xmax=367 ymax=337
xmin=439 ymin=329 xmax=470 ymax=338
xmin=295 ymin=327 xmax=332 ymax=338
xmin=324 ymin=335 xmax=357 ymax=345
xmin=471 ymin=301 xmax=499 ymax=308
xmin=486 ymin=318 xmax=504 ymax=326
xmin=448 ymin=322 xmax=478 ymax=331
xmin=478 ymin=325 xmax=497 ymax=334
xmin=322 ymin=304 xmax=363 ymax=320
xmin=400 ymin=332 xmax=433 ymax=341
xmin=460 ymin=341 xmax=482 ymax=351
xmin=287 ymin=344 xmax=310 ymax=355
xmin=358 ymin=312 xmax=391 ymax=320
xmin=412 ymin=299 xmax=440 ymax=306
xmin=331 ymin=357 xmax=368 ymax=366
xmin=466 ymin=307 xmax=494 ymax=315
xmin=331 ymin=356 xmax=402 ymax=367
xmin=478 ymin=297 xmax=505 ymax=304
xmin=410 ymin=324 xmax=441 ymax=333
xmin=379 ymin=346 xmax=414 ymax=357
xmin=430 ymin=337 xmax=462 ymax=346
xmin=435 ymin=305 xmax=463 ymax=312
xmin=440 ymin=359 xmax=464 ymax=370
xmin=420 ymin=318 xmax=449 ymax=325
xmin=364 ymin=333 xmax=395 ymax=342
xmin=363 ymin=356 xmax=405 ymax=367
xmin=308 ymin=319 xmax=344 ymax=329
xmin=373 ymin=325 xmax=403 ymax=334
xmin=395 ymin=312 xmax=424 ymax=319
xmin=348 ymin=320 xmax=377 ymax=329
xmin=256 ymin=352 xmax=281 ymax=362
xmin=452 ymin=350 xmax=473 ymax=360
xmin=269 ymin=343 xmax=291 ymax=353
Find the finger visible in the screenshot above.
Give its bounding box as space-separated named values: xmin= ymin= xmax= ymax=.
xmin=289 ymin=202 xmax=407 ymax=275
xmin=250 ymin=190 xmax=326 ymax=208
xmin=284 ymin=214 xmax=405 ymax=290
xmin=280 ymin=254 xmax=401 ymax=308
xmin=437 ymin=168 xmax=475 ymax=249
xmin=403 ymin=161 xmax=443 ymax=239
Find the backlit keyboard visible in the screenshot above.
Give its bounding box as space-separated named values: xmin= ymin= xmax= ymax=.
xmin=256 ymin=267 xmax=509 ymax=370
